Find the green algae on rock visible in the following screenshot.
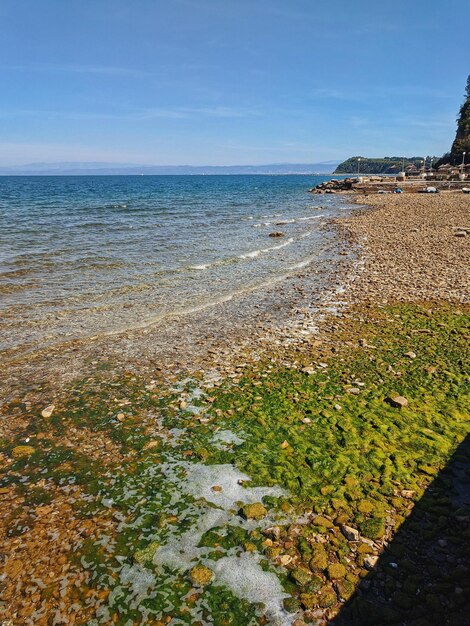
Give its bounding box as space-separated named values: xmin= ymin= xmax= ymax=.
xmin=189 ymin=564 xmax=214 ymax=586
xmin=240 ymin=502 xmax=268 ymax=520
xmin=11 ymin=445 xmax=36 ymax=458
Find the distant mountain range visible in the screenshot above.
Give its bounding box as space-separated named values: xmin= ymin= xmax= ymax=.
xmin=0 ymin=161 xmax=340 ymax=176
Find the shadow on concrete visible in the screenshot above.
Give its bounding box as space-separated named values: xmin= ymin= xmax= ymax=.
xmin=333 ymin=434 xmax=470 ymax=625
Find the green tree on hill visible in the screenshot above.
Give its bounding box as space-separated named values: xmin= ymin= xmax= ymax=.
xmin=450 ymin=74 xmax=470 ymax=165
xmin=436 ymin=74 xmax=470 ymax=167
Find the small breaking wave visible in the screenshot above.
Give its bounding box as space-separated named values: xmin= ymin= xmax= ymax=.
xmin=238 ymin=237 xmax=294 ymax=259
xmin=253 ymin=214 xmax=324 ymax=227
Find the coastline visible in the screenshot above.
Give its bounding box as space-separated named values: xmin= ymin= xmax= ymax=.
xmin=1 ymin=191 xmax=469 ymax=625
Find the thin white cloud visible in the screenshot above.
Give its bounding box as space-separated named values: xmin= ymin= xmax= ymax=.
xmin=0 ymin=105 xmax=261 ymax=121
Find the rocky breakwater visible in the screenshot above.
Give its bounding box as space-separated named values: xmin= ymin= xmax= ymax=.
xmin=308 ymin=178 xmax=356 ymax=194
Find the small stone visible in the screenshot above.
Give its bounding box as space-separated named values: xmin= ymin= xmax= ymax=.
xmin=455 ymin=231 xmax=466 ymax=237
xmin=301 ymin=366 xmax=315 ymax=375
xmin=211 ymin=485 xmax=223 ymax=492
xmin=386 ymin=395 xmax=408 ymax=408
xmin=403 ymin=351 xmax=416 ymax=359
xmin=302 ymin=417 xmax=312 ymax=424
xmin=11 ymin=445 xmax=36 ymax=458
xmin=41 ymin=404 xmax=55 ymax=418
xmin=364 ymin=555 xmax=379 ymax=570
xmin=342 ymin=525 xmax=360 ymax=541
xmin=269 ymin=231 xmax=285 ymax=237
xmin=241 ymin=502 xmax=268 ymax=520
xmin=189 ymin=564 xmax=214 ymax=586
xmin=334 ymin=404 xmax=342 ymax=411
xmin=262 ymin=526 xmax=281 ymax=540
xmin=179 ymin=400 xmax=188 ymax=410
xmin=144 ymin=440 xmax=160 ymax=450
xmin=346 ymin=387 xmax=360 ymax=395
xmin=279 ymin=554 xmax=292 ymax=566
xmin=280 ymin=440 xmax=290 ymax=449
xmin=401 ymin=489 xmax=415 ymax=499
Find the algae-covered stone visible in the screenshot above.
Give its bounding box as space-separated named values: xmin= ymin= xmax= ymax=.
xmin=309 ymin=544 xmax=328 ymax=571
xmin=134 ymin=540 xmax=160 ymax=565
xmin=244 ymin=542 xmax=257 ymax=553
xmin=312 ymin=515 xmax=334 ymax=529
xmin=328 ymin=563 xmax=347 ymax=579
xmin=300 ymin=592 xmax=318 ymax=609
xmin=291 ymin=566 xmax=312 ymax=587
xmin=241 ymin=502 xmax=268 ymax=520
xmin=283 ymin=596 xmax=301 ymax=613
xmin=336 ymin=578 xmax=355 ymax=600
xmin=360 ymin=517 xmax=385 ymax=540
xmin=318 ymin=586 xmax=337 ymax=608
xmin=11 ymin=445 xmax=36 ymax=459
xmin=357 ymin=500 xmax=374 ymax=515
xmin=195 ymin=447 xmax=210 ymax=460
xmin=357 ymin=543 xmax=374 ymax=555
xmin=189 ymin=564 xmax=214 ymax=586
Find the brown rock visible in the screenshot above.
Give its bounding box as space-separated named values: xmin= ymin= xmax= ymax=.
xmin=41 ymin=404 xmax=55 ymax=418
xmin=386 ymin=395 xmax=408 ymax=408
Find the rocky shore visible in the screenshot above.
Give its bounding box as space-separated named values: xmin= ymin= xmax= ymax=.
xmin=0 ymin=192 xmax=469 ymax=625
xmin=340 ymin=191 xmax=469 ymax=305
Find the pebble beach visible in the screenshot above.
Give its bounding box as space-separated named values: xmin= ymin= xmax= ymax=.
xmin=1 ymin=189 xmax=469 ymax=625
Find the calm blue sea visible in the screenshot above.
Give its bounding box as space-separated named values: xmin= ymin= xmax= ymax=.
xmin=0 ymin=175 xmax=351 ymax=355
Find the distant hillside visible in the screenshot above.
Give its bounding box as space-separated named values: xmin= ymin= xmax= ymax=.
xmin=334 ymin=156 xmax=431 ymax=175
xmin=0 ymin=161 xmax=340 ymax=176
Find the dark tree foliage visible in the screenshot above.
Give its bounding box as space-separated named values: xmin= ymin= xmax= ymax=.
xmin=436 ymin=74 xmax=470 ymax=166
xmin=334 ymin=157 xmax=432 ymax=175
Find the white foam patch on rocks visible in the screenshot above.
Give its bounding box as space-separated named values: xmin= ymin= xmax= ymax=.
xmin=213 ymin=553 xmax=291 ymax=626
xmin=212 ymin=429 xmax=245 ymax=447
xmin=181 ymin=462 xmax=284 ymax=509
xmin=153 ymin=507 xmax=228 ymax=570
xmin=148 ymin=461 xmax=290 ymax=624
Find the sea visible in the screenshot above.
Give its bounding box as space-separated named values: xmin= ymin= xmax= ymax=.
xmin=0 ymin=175 xmax=352 ymax=358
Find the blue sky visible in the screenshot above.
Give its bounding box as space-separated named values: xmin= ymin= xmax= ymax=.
xmin=1 ymin=0 xmax=469 ymax=165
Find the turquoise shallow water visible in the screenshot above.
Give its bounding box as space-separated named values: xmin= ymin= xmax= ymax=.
xmin=0 ymin=175 xmax=351 ymax=355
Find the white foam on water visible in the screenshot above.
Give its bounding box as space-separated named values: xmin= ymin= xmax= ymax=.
xmin=297 ymin=213 xmax=325 ymax=221
xmin=239 ymin=237 xmax=295 ymax=260
xmin=213 ymin=553 xmax=292 ymax=626
xmin=188 ymin=264 xmax=210 ymax=270
xmin=239 ymin=249 xmax=261 ymax=259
